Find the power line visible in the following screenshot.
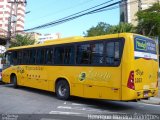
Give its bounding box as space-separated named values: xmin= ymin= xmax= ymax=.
xmin=42 ymin=1 xmax=121 ymax=29
xmin=43 ymin=0 xmax=115 ymax=25
xmin=92 ymin=0 xmax=138 ymax=14
xmin=25 ymin=0 xmax=137 ymax=32
xmin=28 ymin=0 xmax=97 ymax=23
xmin=24 ymin=0 xmax=117 ymax=31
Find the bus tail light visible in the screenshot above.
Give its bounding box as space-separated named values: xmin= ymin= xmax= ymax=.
xmin=127 ymin=71 xmax=135 ymax=90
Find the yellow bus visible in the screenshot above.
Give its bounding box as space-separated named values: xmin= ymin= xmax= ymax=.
xmin=2 ymin=33 xmax=159 ymax=101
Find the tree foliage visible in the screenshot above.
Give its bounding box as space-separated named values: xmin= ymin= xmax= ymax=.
xmin=10 ymin=34 xmax=35 ymax=48
xmin=84 ymin=22 xmax=135 ymax=37
xmin=84 ymin=22 xmax=111 ymax=37
xmin=107 ymin=22 xmax=135 ymax=34
xmin=136 ymin=3 xmax=160 ymax=38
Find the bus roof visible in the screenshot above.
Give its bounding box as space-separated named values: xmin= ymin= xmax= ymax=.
xmin=7 ymin=33 xmax=140 ymax=51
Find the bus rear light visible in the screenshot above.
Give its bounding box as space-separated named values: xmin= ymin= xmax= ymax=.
xmin=127 ymin=71 xmax=135 ymax=90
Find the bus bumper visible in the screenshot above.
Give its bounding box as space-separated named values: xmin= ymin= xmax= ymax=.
xmin=122 ymin=87 xmax=158 ymax=101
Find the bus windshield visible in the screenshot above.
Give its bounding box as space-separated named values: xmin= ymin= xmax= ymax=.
xmin=2 ymin=52 xmax=12 ymax=69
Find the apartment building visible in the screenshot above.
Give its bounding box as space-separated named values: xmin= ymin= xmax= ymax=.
xmin=0 ymin=0 xmax=26 ymax=37
xmin=120 ymin=0 xmax=160 ymax=25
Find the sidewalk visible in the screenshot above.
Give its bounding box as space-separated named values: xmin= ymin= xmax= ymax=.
xmin=140 ymin=97 xmax=160 ymax=105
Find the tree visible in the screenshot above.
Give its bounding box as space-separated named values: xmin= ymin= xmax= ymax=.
xmin=10 ymin=34 xmax=35 ymax=48
xmin=107 ymin=22 xmax=135 ymax=34
xmin=84 ymin=22 xmax=135 ymax=37
xmin=84 ymin=22 xmax=111 ymax=37
xmin=136 ymin=3 xmax=160 ymax=38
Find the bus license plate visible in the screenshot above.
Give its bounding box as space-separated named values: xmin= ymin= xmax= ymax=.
xmin=144 ymin=91 xmax=149 ymax=97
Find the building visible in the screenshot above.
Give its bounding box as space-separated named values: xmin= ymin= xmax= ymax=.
xmin=120 ymin=0 xmax=160 ymax=25
xmin=38 ymin=33 xmax=61 ymax=43
xmin=25 ymin=32 xmax=61 ymax=44
xmin=25 ymin=32 xmax=42 ymax=43
xmin=0 ymin=0 xmax=26 ymax=37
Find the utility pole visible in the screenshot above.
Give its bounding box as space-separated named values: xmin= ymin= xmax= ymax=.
xmin=138 ymin=0 xmax=142 ymax=11
xmin=138 ymin=0 xmax=145 ymax=35
xmin=6 ymin=0 xmax=27 ymax=49
xmin=6 ymin=0 xmax=14 ymax=49
xmin=14 ymin=0 xmax=27 ymax=36
xmin=14 ymin=0 xmax=18 ymax=37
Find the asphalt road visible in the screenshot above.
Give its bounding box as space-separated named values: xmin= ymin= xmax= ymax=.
xmin=0 ymin=83 xmax=160 ymax=120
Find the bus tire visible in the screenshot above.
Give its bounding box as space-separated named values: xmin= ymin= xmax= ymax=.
xmin=55 ymin=79 xmax=70 ymax=100
xmin=11 ymin=75 xmax=18 ymax=88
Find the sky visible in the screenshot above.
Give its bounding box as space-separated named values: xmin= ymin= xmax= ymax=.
xmin=24 ymin=0 xmax=120 ymax=38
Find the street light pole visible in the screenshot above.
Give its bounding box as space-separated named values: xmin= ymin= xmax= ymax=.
xmin=6 ymin=17 xmax=11 ymax=49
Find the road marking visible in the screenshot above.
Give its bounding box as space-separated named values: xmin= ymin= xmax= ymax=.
xmin=49 ymin=111 xmax=81 ymax=115
xmin=63 ymin=101 xmax=67 ymax=104
xmin=57 ymin=106 xmax=72 ymax=109
xmin=41 ymin=118 xmax=59 ymax=120
xmin=57 ymin=105 xmax=102 ymax=112
xmin=57 ymin=106 xmax=119 ymax=114
xmin=72 ymin=103 xmax=83 ymax=106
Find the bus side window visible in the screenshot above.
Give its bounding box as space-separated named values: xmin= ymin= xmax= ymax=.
xmin=36 ymin=49 xmax=45 ymax=64
xmin=29 ymin=50 xmax=36 ymax=64
xmin=76 ymin=44 xmax=91 ymax=64
xmin=8 ymin=52 xmax=13 ymax=65
xmin=13 ymin=51 xmax=18 ymax=65
xmin=64 ymin=46 xmax=75 ymax=64
xmin=106 ymin=42 xmax=114 ymax=65
xmin=114 ymin=42 xmax=120 ymax=60
xmin=45 ymin=48 xmax=53 ymax=64
xmin=91 ymin=43 xmax=104 ymax=64
xmin=54 ymin=47 xmax=64 ymax=64
xmin=17 ymin=51 xmax=23 ymax=64
xmin=106 ymin=41 xmax=120 ymax=66
xmin=23 ymin=50 xmax=29 ymax=64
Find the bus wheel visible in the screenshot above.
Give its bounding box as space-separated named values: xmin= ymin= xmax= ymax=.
xmin=55 ymin=80 xmax=70 ymax=100
xmin=11 ymin=75 xmax=18 ymax=88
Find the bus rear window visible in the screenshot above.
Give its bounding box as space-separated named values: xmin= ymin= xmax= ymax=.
xmin=134 ymin=36 xmax=157 ymax=60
